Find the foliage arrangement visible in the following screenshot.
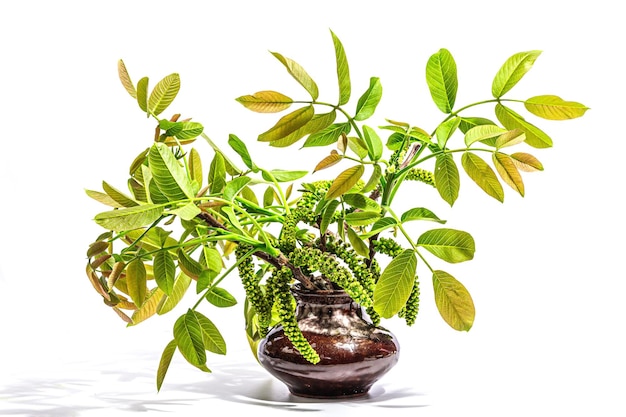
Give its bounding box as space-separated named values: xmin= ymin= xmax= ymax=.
xmin=85 ymin=30 xmax=588 ymax=390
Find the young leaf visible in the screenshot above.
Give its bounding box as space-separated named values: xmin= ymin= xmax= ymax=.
xmin=362 ymin=217 xmax=397 ymax=238
xmin=495 ymin=129 xmax=526 ymax=149
xmin=154 ymin=251 xmax=176 ymax=296
xmin=417 ymin=228 xmax=475 ymax=263
xmin=224 ymin=176 xmax=252 ymax=201
xmin=187 ymin=148 xmax=203 ymax=191
xmin=157 ymin=339 xmax=177 ymax=392
xmin=174 ymin=310 xmax=207 ymax=366
xmin=118 ymin=59 xmax=136 ymax=99
xmin=149 ymin=142 xmax=195 ymax=201
xmin=313 ymin=151 xmax=343 ymax=173
xmin=157 ymin=272 xmax=192 ymax=315
xmin=148 ymin=73 xmax=180 ymax=116
xmin=85 ymin=189 xmax=123 ymax=208
xmin=272 ymin=111 xmax=336 ymax=148
xmin=126 ymin=259 xmax=147 ymax=307
xmin=347 ymin=227 xmax=369 ymax=258
xmin=206 ymin=287 xmax=238 ymax=308
xmin=168 ymin=202 xmax=201 ymax=221
xmin=496 ymin=104 xmax=553 ymax=149
xmin=459 ymin=117 xmax=499 ymax=134
xmin=354 ymin=77 xmax=382 ymax=121
xmin=524 ymin=95 xmax=589 ymax=120
xmin=492 ymin=50 xmax=542 ymax=98
xmin=326 ymin=165 xmax=364 ymax=200
xmin=303 ymin=122 xmax=350 ymax=148
xmin=464 ymin=125 xmax=507 ymax=147
xmin=434 ymin=153 xmax=460 ymax=207
xmin=208 ymin=152 xmax=226 ymax=194
xmin=362 ymin=125 xmax=383 ymax=161
xmin=192 ymin=310 xmax=227 ymax=355
xmin=331 ymin=30 xmax=351 ymax=105
xmin=94 ymin=204 xmax=164 ymax=232
xmin=271 ymin=52 xmax=319 ymax=100
xmin=361 ymin=163 xmax=382 ymax=193
xmin=400 ymin=207 xmax=446 ymax=224
xmin=493 ymin=152 xmax=524 ymax=196
xmin=374 ymin=249 xmax=417 ymax=318
xmin=262 ymin=169 xmax=308 ymax=182
xmin=258 ymin=106 xmax=314 ymax=143
xmin=177 ymin=248 xmax=203 ymax=280
xmin=228 ymin=134 xmax=257 ymax=170
xmin=510 ymin=152 xmax=543 ymax=172
xmin=176 ymin=122 xmax=204 ymax=140
xmin=130 ymin=288 xmax=165 ymax=325
xmin=263 ymin=186 xmax=275 ymax=207
xmin=345 ymin=211 xmax=381 ymax=226
xmin=432 ymin=270 xmax=475 ymax=331
xmin=136 ymin=77 xmax=149 ymax=113
xmin=426 ymin=48 xmax=458 ymax=113
xmin=461 ymin=152 xmax=505 ymax=202
xmin=436 ymin=117 xmax=461 ymax=148
xmin=235 ymin=90 xmax=293 ymax=113
xmin=102 ymin=181 xmax=139 ymax=208
xmin=347 ymin=136 xmax=369 ymax=159
xmin=343 ymin=193 xmax=380 ymax=212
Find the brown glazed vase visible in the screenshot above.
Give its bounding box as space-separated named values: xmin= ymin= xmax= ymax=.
xmin=257 ymin=287 xmax=400 ymax=398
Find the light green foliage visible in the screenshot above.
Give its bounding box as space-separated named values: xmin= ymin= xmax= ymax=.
xmin=85 ymin=31 xmax=587 ymax=389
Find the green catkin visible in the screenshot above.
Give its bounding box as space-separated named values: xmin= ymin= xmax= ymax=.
xmin=290 ymin=247 xmax=372 ymax=308
xmin=273 ymin=267 xmax=320 ymax=364
xmin=400 ymin=276 xmax=420 ymax=326
xmin=236 ymin=245 xmax=271 ymax=336
xmin=372 ymin=237 xmax=404 ymax=258
xmin=323 ymin=236 xmax=375 ymax=297
xmin=405 ymin=168 xmax=436 ymax=187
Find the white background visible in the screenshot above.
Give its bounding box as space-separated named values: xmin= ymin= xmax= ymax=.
xmin=1 ymin=1 xmax=624 ymax=416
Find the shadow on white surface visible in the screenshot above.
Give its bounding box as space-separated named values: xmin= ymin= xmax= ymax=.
xmin=0 ymin=353 xmax=429 ymax=416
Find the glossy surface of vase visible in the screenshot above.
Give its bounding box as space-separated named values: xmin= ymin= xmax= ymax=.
xmin=257 ymin=288 xmax=399 ymax=398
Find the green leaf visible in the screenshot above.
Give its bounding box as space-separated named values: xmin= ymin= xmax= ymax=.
xmin=361 ymin=163 xmax=382 ymax=193
xmin=436 ymin=116 xmax=461 ymax=148
xmin=149 ymin=143 xmax=195 ymax=201
xmin=117 ymin=60 xmax=136 ymax=98
xmin=347 ymin=136 xmax=369 ymax=159
xmin=176 ymin=121 xmax=204 ymax=140
xmin=174 ymin=310 xmax=206 ymax=366
xmin=235 ymin=90 xmax=293 ymax=113
xmin=345 ymin=211 xmax=381 ymax=226
xmin=326 ymin=165 xmax=364 ymax=200
xmin=434 ymin=153 xmax=460 ymax=207
xmin=492 ymin=50 xmax=542 ymax=98
xmin=426 ymin=48 xmax=458 ymax=113
xmin=228 ymin=134 xmax=256 ymax=171
xmin=374 ymin=249 xmax=417 ymax=318
xmin=206 ymin=287 xmax=238 ymax=308
xmin=464 ymin=125 xmax=507 ymax=147
xmin=157 ymin=272 xmax=192 ymax=315
xmin=524 ymin=95 xmax=589 ymax=120
xmin=417 ymin=228 xmax=475 ymax=263
xmin=168 ymin=202 xmax=201 ymax=221
xmin=262 ymin=169 xmax=308 ymax=182
xmin=343 ymin=193 xmax=380 ymax=212
xmin=363 ymin=217 xmax=397 ymax=237
xmin=208 ymin=152 xmax=226 ymax=194
xmin=400 ymin=207 xmax=446 ymax=224
xmin=263 ymin=186 xmax=275 ymax=207
xmin=126 ymin=259 xmax=147 ymax=307
xmin=362 ymin=125 xmax=383 ymax=161
xmin=493 ymin=152 xmax=524 ymax=196
xmin=149 ymin=73 xmax=180 ymax=116
xmin=154 ymin=251 xmax=176 ymax=296
xmin=157 ymin=339 xmax=177 ymax=392
xmin=136 ymin=77 xmax=149 ymax=113
xmin=177 ymin=248 xmax=203 ymax=280
xmin=101 ymin=181 xmax=139 ymax=208
xmin=459 ymin=117 xmax=498 ymax=134
xmin=354 ymin=77 xmax=382 ymax=121
xmin=432 ymin=270 xmax=475 ymax=331
xmin=85 ymin=189 xmax=123 ymax=208
xmin=188 ymin=148 xmax=203 ymax=189
xmin=94 ymin=204 xmax=164 ymax=232
xmin=271 ymin=51 xmax=319 ymax=100
xmin=331 ymin=30 xmax=351 ymax=105
xmin=496 ymin=104 xmax=553 ymax=148
xmin=224 ymin=176 xmax=252 ymax=201
xmin=347 ymin=227 xmax=369 ymax=258
xmin=461 ymin=152 xmax=505 ymax=202
xmin=303 ymin=122 xmax=350 ymax=148
xmin=272 ymin=111 xmax=336 ymax=148
xmin=495 ymin=129 xmax=526 ymax=150
xmin=258 ymin=106 xmax=314 ymax=142
xmin=319 ymin=200 xmax=340 ymax=234
xmin=193 ymin=310 xmax=227 ymax=355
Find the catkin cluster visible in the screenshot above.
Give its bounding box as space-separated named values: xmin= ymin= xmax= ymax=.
xmin=236 ymin=245 xmax=272 ymax=336
xmin=405 ymin=168 xmax=436 ymax=187
xmin=398 ymin=276 xmax=420 ymax=326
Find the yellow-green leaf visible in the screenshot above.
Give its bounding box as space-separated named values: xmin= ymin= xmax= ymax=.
xmin=326 ymin=165 xmax=364 ymax=200
xmin=206 ymin=287 xmax=238 ymax=308
xmin=464 ymin=125 xmax=507 ymax=147
xmin=432 ymin=270 xmax=475 ymax=331
xmin=331 ymin=30 xmax=351 ymax=105
xmin=118 ymin=59 xmax=136 ymax=99
xmin=510 ymin=152 xmax=543 ymax=172
xmin=136 ymin=77 xmax=149 ymax=113
xmin=426 ymin=48 xmax=458 ymax=113
xmin=129 ymin=287 xmax=164 ymax=325
xmin=461 ymin=152 xmax=504 ymax=202
xmin=271 ymin=111 xmax=336 ymax=148
xmin=154 ymin=251 xmax=176 ymax=296
xmin=524 ymin=95 xmax=589 ymax=120
xmin=354 ymin=77 xmax=382 ymax=121
xmin=174 ymin=310 xmax=206 ymax=366
xmin=493 ymin=152 xmax=524 ymax=196
xmin=102 ymin=181 xmax=139 ymax=207
xmin=126 ymin=259 xmax=147 ymax=307
xmin=157 ymin=339 xmax=177 ymax=392
xmin=271 ymin=52 xmax=319 ymax=100
xmin=496 ymin=104 xmax=553 ymax=149
xmin=236 ymin=90 xmax=293 ymax=113
xmin=434 ymin=153 xmax=459 ymax=207
xmin=417 ymin=228 xmax=475 ymax=263
xmin=189 ymin=148 xmax=202 ymax=189
xmin=495 ymin=129 xmax=526 ymax=149
xmin=374 ymin=249 xmax=417 ymax=318
xmin=313 ymin=151 xmax=343 ymax=173
xmin=193 ymin=310 xmax=227 ymax=355
xmin=157 ymin=272 xmax=192 ymax=315
xmin=94 ymin=204 xmax=164 ymax=232
xmin=492 ymin=51 xmax=542 ymax=98
xmin=149 ymin=73 xmax=180 ymax=116
xmin=347 ymin=227 xmax=369 ymax=258
xmin=258 ymin=106 xmax=314 ymax=142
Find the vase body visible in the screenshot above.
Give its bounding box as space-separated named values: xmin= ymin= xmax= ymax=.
xmin=257 ymin=288 xmax=399 ymax=398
